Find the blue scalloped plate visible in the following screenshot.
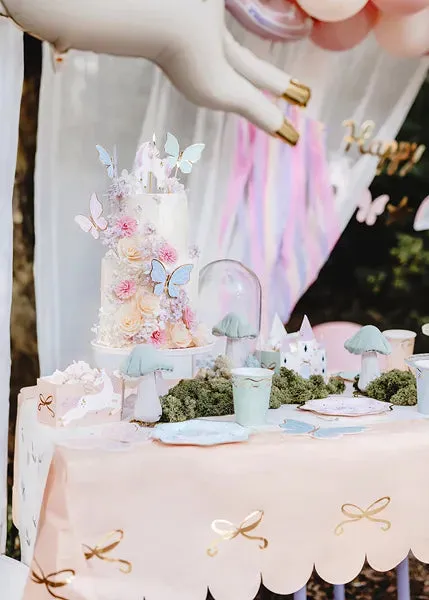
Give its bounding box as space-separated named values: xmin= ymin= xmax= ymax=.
xmin=152 ymin=420 xmax=249 ymax=446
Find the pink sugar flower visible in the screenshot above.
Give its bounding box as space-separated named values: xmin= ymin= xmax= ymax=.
xmin=114 ymin=279 xmax=137 ymax=300
xmin=116 ymin=216 xmax=138 ymax=237
xmin=150 ymin=329 xmax=167 ymax=347
xmin=182 ymin=306 xmax=196 ymax=330
xmin=158 ymin=243 xmax=178 ymax=264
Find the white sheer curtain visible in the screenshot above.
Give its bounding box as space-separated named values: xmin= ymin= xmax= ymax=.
xmin=34 ymin=18 xmax=428 ymax=376
xmin=0 ymin=17 xmax=23 ymax=552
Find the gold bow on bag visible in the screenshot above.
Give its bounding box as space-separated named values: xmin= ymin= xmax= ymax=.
xmin=335 ymin=496 xmax=391 ymax=536
xmin=207 ymin=510 xmax=268 ymax=557
xmin=31 ymin=558 xmax=75 ymax=600
xmin=83 ymin=529 xmax=132 ymax=574
xmin=38 ymin=393 xmax=55 ymax=418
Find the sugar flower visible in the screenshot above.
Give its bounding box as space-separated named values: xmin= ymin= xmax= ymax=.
xmin=136 ymin=290 xmax=160 ymax=317
xmin=168 ymin=322 xmax=193 ymax=349
xmin=158 ymin=243 xmax=178 ymax=265
xmin=118 ymin=237 xmax=143 ymax=263
xmin=118 ymin=306 xmax=142 ymax=337
xmin=114 ymin=279 xmax=137 ymax=301
xmin=182 ymin=306 xmax=196 ymax=330
xmin=116 ymin=216 xmax=138 ymax=238
xmin=150 ymin=329 xmax=168 ymax=347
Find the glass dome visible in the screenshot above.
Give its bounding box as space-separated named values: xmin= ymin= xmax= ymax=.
xmin=198 ymin=259 xmax=262 ymax=336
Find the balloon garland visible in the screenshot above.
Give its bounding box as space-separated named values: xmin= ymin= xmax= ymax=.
xmin=226 ymin=0 xmax=429 ymax=56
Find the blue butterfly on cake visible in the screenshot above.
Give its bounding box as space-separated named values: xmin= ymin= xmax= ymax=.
xmin=255 ymin=314 xmax=327 ymax=379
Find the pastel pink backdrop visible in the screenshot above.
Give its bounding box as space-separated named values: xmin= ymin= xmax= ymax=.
xmin=313 ymin=322 xmax=361 ymax=373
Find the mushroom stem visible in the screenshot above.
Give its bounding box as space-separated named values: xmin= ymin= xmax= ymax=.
xmin=358 ymin=351 xmax=380 ymax=391
xmin=134 ymin=372 xmax=161 ymax=423
xmin=225 ymin=338 xmax=250 ymax=368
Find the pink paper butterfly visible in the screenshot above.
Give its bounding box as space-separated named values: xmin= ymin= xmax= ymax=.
xmin=74 ymin=193 xmax=108 ymax=239
xmin=414 ymin=195 xmax=429 ymax=231
xmin=356 ymin=189 xmax=389 ymax=226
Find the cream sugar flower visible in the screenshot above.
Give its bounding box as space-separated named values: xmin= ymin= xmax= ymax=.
xmin=117 ymin=236 xmax=144 ymax=263
xmin=192 ymin=323 xmax=211 ymax=347
xmin=135 ymin=289 xmax=161 ymax=317
xmin=118 ymin=305 xmax=143 ymax=336
xmin=168 ymin=322 xmax=193 ymax=349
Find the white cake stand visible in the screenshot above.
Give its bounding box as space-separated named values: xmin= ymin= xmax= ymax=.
xmin=91 ymin=341 xmax=215 ymax=422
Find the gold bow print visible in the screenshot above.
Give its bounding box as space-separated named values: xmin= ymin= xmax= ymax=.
xmin=335 ymin=496 xmax=391 ymax=536
xmin=207 ymin=510 xmax=268 ymax=557
xmin=261 ymin=362 xmax=277 ymax=371
xmin=38 ymin=394 xmax=55 ymax=418
xmin=83 ymin=529 xmax=132 ymax=574
xmin=31 ymin=558 xmax=75 ymax=600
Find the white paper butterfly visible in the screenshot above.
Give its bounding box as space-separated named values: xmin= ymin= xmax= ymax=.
xmin=356 ymin=189 xmax=389 ymax=226
xmin=414 ymin=195 xmax=429 ymax=231
xmin=164 ymin=132 xmax=205 ymax=174
xmin=74 ymin=193 xmax=108 ymax=239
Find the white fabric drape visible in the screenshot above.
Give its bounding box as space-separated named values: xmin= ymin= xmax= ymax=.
xmin=35 ymin=19 xmax=428 ymax=376
xmin=0 ymin=18 xmax=23 ymax=552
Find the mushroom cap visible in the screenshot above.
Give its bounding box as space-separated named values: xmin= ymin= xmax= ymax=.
xmin=423 ymin=324 xmax=429 ymax=337
xmin=121 ymin=345 xmax=173 ymax=378
xmin=344 ymin=325 xmax=392 ymax=356
xmin=212 ymin=312 xmax=257 ymax=339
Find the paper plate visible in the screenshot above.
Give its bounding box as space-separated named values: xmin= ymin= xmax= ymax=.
xmin=337 ymin=371 xmax=359 ymax=382
xmin=299 ymin=396 xmax=391 ymax=417
xmin=152 ymin=420 xmax=249 ymax=446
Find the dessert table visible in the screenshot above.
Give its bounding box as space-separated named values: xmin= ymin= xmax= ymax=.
xmin=15 ymin=390 xmax=429 ymax=600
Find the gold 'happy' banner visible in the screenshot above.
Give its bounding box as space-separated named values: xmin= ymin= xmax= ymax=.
xmin=343 ymin=120 xmax=425 ymax=177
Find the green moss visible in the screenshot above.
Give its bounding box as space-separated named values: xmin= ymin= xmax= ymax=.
xmin=359 ymin=369 xmax=417 ymax=406
xmin=160 ymin=361 xmax=346 ymax=422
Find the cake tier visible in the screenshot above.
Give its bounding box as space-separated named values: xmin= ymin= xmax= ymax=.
xmin=95 ymin=193 xmax=206 ymax=350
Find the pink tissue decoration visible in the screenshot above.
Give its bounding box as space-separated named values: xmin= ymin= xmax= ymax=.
xmin=150 ymin=329 xmax=167 ymax=347
xmin=182 ymin=306 xmax=196 ymax=330
xmin=115 ymin=280 xmax=137 ymax=300
xmin=158 ymin=243 xmax=178 ymax=264
xmin=117 ymin=216 xmax=138 ymax=237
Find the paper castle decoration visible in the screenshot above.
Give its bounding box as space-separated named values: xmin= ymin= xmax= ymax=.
xmin=256 ymin=315 xmax=327 ymax=379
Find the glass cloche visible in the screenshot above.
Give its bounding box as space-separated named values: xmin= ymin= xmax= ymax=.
xmin=198 ymin=260 xmax=262 ymax=366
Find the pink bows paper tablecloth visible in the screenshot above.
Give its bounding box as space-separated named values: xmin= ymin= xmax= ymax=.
xmin=21 ymin=414 xmax=429 ymax=600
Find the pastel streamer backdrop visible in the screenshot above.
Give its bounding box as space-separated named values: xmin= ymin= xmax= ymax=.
xmin=220 ymin=103 xmax=340 ymax=334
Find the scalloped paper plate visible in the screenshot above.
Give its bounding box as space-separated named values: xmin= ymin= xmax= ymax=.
xmin=299 ymin=396 xmax=391 ymax=417
xmin=152 ymin=420 xmax=249 ymax=446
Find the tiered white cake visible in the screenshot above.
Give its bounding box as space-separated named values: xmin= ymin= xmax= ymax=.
xmin=76 ymin=134 xmax=209 ymax=352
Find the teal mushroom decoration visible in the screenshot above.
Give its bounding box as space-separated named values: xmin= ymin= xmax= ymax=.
xmin=344 ymin=325 xmax=391 ymax=392
xmin=212 ymin=312 xmax=257 ymax=367
xmin=121 ymin=345 xmax=173 ymax=422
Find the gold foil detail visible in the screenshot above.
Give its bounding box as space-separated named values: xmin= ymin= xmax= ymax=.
xmin=83 ymin=529 xmax=132 ymax=574
xmin=207 ymin=510 xmax=268 ymax=557
xmin=335 ymin=496 xmax=391 ymax=536
xmin=283 ymin=79 xmax=311 ymax=107
xmin=38 ymin=394 xmax=55 ymax=418
xmin=261 ymin=362 xmax=277 ymax=370
xmin=31 ymin=558 xmax=75 ymax=600
xmin=275 ymin=119 xmax=299 ymax=146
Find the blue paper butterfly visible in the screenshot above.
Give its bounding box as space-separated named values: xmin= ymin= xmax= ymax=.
xmin=164 ymin=133 xmax=205 ymax=174
xmin=150 ymin=259 xmax=193 ymax=299
xmin=96 ymin=144 xmax=116 ymax=179
xmin=280 ymin=419 xmax=365 ymax=440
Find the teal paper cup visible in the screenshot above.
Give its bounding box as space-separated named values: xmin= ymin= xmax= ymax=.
xmin=231 ymin=368 xmax=274 ymax=427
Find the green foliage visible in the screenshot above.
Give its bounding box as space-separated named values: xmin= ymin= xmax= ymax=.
xmin=161 ymin=361 xmax=345 ymax=421
xmin=357 ymin=369 xmax=417 ymax=406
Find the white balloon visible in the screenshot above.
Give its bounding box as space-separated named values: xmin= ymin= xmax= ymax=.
xmin=2 ymin=0 xmax=306 ymax=142
xmin=297 ymin=0 xmax=368 ymax=22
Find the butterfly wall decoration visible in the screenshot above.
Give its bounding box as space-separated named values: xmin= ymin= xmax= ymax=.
xmin=280 ymin=419 xmax=366 ymax=440
xmin=414 ymin=195 xmax=429 ymax=231
xmin=150 ymin=259 xmax=193 ymax=299
xmin=355 ymin=189 xmax=389 ymax=226
xmin=164 ymin=133 xmax=205 ymax=174
xmin=74 ymin=193 xmax=108 ymax=239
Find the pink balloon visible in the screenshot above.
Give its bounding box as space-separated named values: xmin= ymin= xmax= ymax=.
xmin=374 ymin=8 xmax=429 ymax=56
xmin=311 ymin=2 xmax=379 ymax=51
xmin=225 ymin=0 xmax=313 ymax=42
xmin=373 ymin=0 xmax=429 ymax=15
xmin=296 ymin=0 xmax=369 ymax=22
